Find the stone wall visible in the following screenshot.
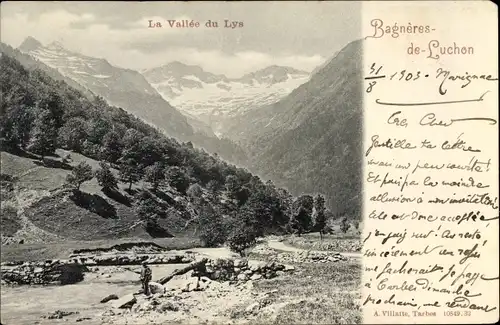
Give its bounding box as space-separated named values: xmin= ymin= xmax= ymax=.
xmin=273 ymin=251 xmax=348 ymax=264
xmin=1 ymin=260 xmax=88 ymax=285
xmin=69 ymin=253 xmax=195 ymax=266
xmin=195 ymin=258 xmax=294 ymax=282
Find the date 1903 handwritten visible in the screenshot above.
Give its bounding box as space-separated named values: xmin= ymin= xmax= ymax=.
xmin=365 ymin=63 xmax=498 ymax=95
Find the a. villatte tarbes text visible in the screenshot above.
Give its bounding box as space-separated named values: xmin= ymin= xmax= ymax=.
xmin=148 ymin=19 xmax=243 ymax=29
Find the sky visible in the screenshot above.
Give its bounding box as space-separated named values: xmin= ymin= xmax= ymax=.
xmin=1 ymin=1 xmax=361 ymax=77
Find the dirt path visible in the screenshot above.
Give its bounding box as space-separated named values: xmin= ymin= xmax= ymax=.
xmin=184 ymin=246 xmax=240 ymax=259
xmin=267 ymin=239 xmax=362 ymax=258
xmin=183 ymin=240 xmax=362 ymax=260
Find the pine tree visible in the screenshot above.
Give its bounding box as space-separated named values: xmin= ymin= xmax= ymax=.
xmin=313 ymin=194 xmax=327 ymax=240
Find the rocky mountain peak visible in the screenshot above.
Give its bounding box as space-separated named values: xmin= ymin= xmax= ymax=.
xmin=18 ymin=36 xmax=43 ymax=52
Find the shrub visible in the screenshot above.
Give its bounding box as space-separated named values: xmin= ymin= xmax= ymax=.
xmin=166 ymin=166 xmax=190 ymax=194
xmin=340 ymin=217 xmax=350 ymax=233
xmin=186 ymin=183 xmax=203 ymax=201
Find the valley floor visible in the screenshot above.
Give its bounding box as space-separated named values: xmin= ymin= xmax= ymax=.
xmin=1 ymin=238 xmax=362 ymax=324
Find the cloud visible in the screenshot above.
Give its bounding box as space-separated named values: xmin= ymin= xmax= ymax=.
xmin=1 ymin=3 xmax=358 ymax=77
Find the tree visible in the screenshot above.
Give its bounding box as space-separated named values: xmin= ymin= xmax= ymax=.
xmin=135 ymin=190 xmax=160 ymax=219
xmin=227 ymin=207 xmax=259 ymax=257
xmin=81 ymin=139 xmax=100 ymax=159
xmin=66 ymin=162 xmax=93 ymax=191
xmin=95 ymin=162 xmax=118 ymax=191
xmin=186 ymin=183 xmax=203 ymax=203
xmin=135 ymin=190 xmax=162 ymax=232
xmin=197 ymin=200 xmax=227 ymax=247
xmin=1 ymin=104 xmax=34 ymax=150
xmin=86 ymin=118 xmax=111 ymax=144
xmin=288 ymin=194 xmax=313 ymax=236
xmin=58 ymin=117 xmax=87 ymax=152
xmin=166 ymin=166 xmax=190 ymax=194
xmin=207 ymin=179 xmax=221 ymax=192
xmin=144 ymin=162 xmax=165 ymax=190
xmin=137 ymin=136 xmax=165 ymax=167
xmin=340 ymin=217 xmax=350 ymax=233
xmin=39 ymin=90 xmax=65 ymax=129
xmin=26 ymin=108 xmax=57 ymax=159
xmin=312 ymin=194 xmax=327 ymax=240
xmin=225 ymin=175 xmax=239 ymax=199
xmin=120 ymin=129 xmax=143 ymax=163
xmin=119 ymin=158 xmax=141 ymax=191
xmin=100 ymin=130 xmax=123 ymax=163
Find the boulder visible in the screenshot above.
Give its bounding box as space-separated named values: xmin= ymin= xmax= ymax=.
xmin=237 ymin=273 xmax=249 ymax=281
xmin=148 ymin=281 xmax=166 ymax=294
xmin=245 ymin=302 xmax=260 ymax=314
xmin=113 ymin=294 xmax=137 ymax=309
xmin=160 ymin=301 xmax=179 ymax=312
xmin=250 ymin=274 xmax=262 ymax=281
xmin=248 ymin=261 xmax=266 ymax=272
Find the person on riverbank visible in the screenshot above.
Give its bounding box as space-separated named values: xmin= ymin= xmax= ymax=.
xmin=140 ymin=261 xmax=152 ymax=295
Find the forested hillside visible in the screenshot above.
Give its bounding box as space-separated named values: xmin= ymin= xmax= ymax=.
xmin=1 ymin=41 xmax=247 ymax=165
xmin=225 ymin=40 xmax=363 ymax=219
xmin=0 ymin=51 xmax=339 ymax=250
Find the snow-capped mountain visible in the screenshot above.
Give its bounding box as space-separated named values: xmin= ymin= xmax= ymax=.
xmin=142 ymin=62 xmax=310 ymax=134
xmin=18 ymin=37 xmax=193 ymax=139
xmin=17 ymin=37 xmax=248 ymax=163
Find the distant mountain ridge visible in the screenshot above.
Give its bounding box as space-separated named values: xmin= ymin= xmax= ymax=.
xmin=224 ymin=39 xmax=364 ymax=217
xmin=142 ymin=61 xmax=310 ymax=134
xmin=16 ymin=37 xmax=247 ymax=163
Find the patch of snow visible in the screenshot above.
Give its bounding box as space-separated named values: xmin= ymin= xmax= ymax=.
xmin=183 ymin=75 xmax=202 ymax=83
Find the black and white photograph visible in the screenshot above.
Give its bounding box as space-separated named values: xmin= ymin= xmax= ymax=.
xmin=0 ymin=1 xmax=363 ymax=324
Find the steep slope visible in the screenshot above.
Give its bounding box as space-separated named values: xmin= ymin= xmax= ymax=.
xmin=0 ymin=41 xmax=94 ymax=98
xmin=143 ymin=62 xmax=310 ymax=134
xmin=0 ymin=52 xmax=306 ymax=244
xmin=226 ymin=40 xmax=363 ymax=217
xmin=15 ymin=38 xmax=246 ymax=163
xmin=19 ymin=38 xmax=193 ymax=139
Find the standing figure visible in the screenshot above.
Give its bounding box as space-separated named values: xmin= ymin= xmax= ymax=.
xmin=140 ymin=261 xmax=152 ymax=295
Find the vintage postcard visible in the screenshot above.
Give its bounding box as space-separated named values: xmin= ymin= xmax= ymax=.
xmin=0 ymin=1 xmax=497 ymax=324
